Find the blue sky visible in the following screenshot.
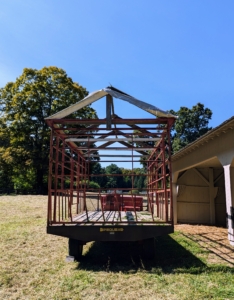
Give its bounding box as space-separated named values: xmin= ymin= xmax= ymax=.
xmin=1 ymin=0 xmax=234 ymax=127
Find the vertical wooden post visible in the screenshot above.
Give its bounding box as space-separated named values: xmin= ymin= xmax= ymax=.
xmin=106 ymin=95 xmax=112 ymax=129
xmin=167 ymin=124 xmax=173 ymax=224
xmin=209 ymin=167 xmax=215 ymax=225
xmin=53 ymin=136 xmax=59 ymax=222
xmin=223 ymin=164 xmax=234 ymax=245
xmin=47 ymin=129 xmax=53 ymax=224
xmin=162 ymin=136 xmax=168 ymax=222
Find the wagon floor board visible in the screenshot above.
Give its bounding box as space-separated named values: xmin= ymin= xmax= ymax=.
xmin=72 ymin=210 xmax=164 ymax=224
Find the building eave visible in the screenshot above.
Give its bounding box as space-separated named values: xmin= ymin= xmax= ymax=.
xmin=172 ymin=116 xmax=234 ymax=161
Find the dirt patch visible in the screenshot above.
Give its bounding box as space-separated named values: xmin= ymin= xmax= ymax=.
xmin=175 ymin=224 xmax=234 ymax=267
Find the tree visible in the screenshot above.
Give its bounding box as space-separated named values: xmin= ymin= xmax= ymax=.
xmin=0 ymin=67 xmax=97 ymax=194
xmin=90 ymin=162 xmax=107 ymax=188
xmin=105 ymin=164 xmax=123 ymax=188
xmin=133 ymin=168 xmax=146 ymax=191
xmin=120 ymin=167 xmax=132 ymax=189
xmin=80 ymin=180 xmax=100 ymax=189
xmin=0 ymin=119 xmax=14 ymax=193
xmin=170 ymin=103 xmax=212 ymax=153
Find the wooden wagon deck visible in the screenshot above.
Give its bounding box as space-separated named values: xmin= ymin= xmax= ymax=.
xmin=71 ymin=210 xmax=165 ymax=224
xmin=47 ymin=211 xmax=173 ymax=241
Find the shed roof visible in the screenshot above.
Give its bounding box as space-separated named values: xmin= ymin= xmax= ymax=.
xmin=172 ymin=116 xmax=234 ymax=161
xmin=45 ymin=86 xmax=177 ymax=119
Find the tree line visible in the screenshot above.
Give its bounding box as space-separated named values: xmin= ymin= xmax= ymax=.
xmin=89 ymin=163 xmax=146 ymax=191
xmin=0 ymin=67 xmax=212 ymax=194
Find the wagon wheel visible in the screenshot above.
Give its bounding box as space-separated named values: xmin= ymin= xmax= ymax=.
xmin=142 ymin=238 xmax=155 ymax=260
xmin=68 ymin=238 xmax=83 ymax=261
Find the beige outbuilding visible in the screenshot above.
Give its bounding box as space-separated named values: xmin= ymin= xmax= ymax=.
xmin=172 ymin=116 xmax=234 ymax=245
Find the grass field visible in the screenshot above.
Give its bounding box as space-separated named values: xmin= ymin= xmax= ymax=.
xmin=0 ymin=195 xmax=234 ymax=300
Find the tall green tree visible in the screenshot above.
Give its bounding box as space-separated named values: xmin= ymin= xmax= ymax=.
xmin=120 ymin=167 xmax=132 ymax=189
xmin=170 ymin=103 xmax=212 ymax=153
xmin=133 ymin=168 xmax=146 ymax=190
xmin=90 ymin=162 xmax=107 ymax=188
xmin=0 ymin=119 xmax=14 ymax=193
xmin=0 ymin=67 xmax=97 ymax=194
xmin=105 ymin=164 xmax=123 ymax=188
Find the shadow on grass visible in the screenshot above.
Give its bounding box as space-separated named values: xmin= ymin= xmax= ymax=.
xmin=76 ymin=235 xmax=212 ymax=274
xmin=180 ymin=231 xmax=234 ymax=267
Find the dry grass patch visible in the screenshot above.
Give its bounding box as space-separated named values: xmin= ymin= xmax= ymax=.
xmin=0 ymin=196 xmax=234 ymax=300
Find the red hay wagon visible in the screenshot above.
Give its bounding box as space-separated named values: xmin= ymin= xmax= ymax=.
xmin=45 ymin=87 xmax=176 ymax=260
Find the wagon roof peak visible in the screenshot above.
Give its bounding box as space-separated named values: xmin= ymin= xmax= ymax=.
xmin=45 ymin=86 xmax=177 ymax=120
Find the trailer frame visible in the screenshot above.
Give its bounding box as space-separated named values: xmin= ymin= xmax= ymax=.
xmin=45 ymin=87 xmax=176 ymax=259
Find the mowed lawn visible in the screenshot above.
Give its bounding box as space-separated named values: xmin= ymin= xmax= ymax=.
xmin=0 ymin=196 xmax=234 ymax=300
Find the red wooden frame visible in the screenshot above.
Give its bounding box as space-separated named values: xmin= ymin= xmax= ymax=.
xmin=46 ymin=116 xmax=175 ymax=226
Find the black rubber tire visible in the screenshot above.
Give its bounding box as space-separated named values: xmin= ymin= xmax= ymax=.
xmin=142 ymin=238 xmax=155 ymax=260
xmin=68 ymin=238 xmax=83 ymax=261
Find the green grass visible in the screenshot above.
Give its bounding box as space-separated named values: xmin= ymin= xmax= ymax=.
xmin=0 ymin=195 xmax=234 ymax=299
